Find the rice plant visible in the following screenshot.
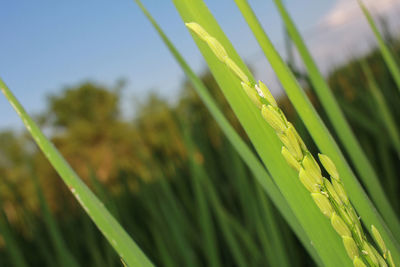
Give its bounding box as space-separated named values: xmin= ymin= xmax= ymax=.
xmin=185 ymin=22 xmax=395 ymax=266
xmin=271 ymin=0 xmax=397 ymax=231
xmin=1 ymin=0 xmax=400 ymax=266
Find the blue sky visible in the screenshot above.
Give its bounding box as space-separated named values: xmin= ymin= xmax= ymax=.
xmin=0 ymin=0 xmax=344 ymax=130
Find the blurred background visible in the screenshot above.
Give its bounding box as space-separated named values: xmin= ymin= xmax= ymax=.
xmin=0 ymin=0 xmax=400 ymax=266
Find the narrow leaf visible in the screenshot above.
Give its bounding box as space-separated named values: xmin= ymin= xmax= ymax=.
xmin=232 ymin=0 xmax=400 ymax=260
xmin=134 ymin=1 xmax=321 ymax=264
xmin=171 ymin=0 xmax=353 ymax=265
xmin=359 ymin=0 xmax=400 ymax=92
xmin=0 ymin=78 xmax=153 ymax=267
xmin=273 ymin=0 xmax=398 ymax=234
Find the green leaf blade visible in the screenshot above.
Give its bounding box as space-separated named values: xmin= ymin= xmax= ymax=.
xmin=272 ymin=0 xmax=400 ymax=242
xmin=359 ymin=0 xmax=400 ymax=93
xmin=134 ymin=0 xmax=324 ymax=264
xmin=170 ymin=0 xmax=353 ymax=265
xmin=0 ymin=78 xmax=153 ymax=267
xmin=232 ymin=0 xmax=400 ymax=261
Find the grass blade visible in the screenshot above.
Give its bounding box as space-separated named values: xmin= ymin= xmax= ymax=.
xmin=359 ymin=0 xmax=400 ymax=92
xmin=377 ymin=139 xmax=399 ymax=212
xmin=254 ymin=182 xmax=291 ymax=267
xmin=184 ymin=128 xmax=221 ymax=267
xmin=0 ymin=78 xmax=153 ymax=267
xmin=170 ymin=0 xmax=353 ymax=265
xmin=272 ymin=0 xmax=398 ymax=232
xmin=134 ymin=1 xmax=321 ymax=264
xmin=361 ymin=60 xmax=400 ymax=156
xmin=232 ymin=0 xmax=400 ymax=257
xmin=201 ymin=173 xmax=249 ymax=267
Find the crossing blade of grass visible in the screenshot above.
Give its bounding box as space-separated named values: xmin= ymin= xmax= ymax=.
xmin=222 ymin=143 xmax=257 ymax=229
xmin=154 ymin=167 xmax=199 ymax=248
xmin=377 ymin=139 xmax=399 ymax=212
xmin=273 ymin=0 xmax=398 ymax=230
xmin=183 ymin=129 xmax=221 ymax=267
xmin=87 ymin=171 xmax=128 ymax=266
xmin=200 ymin=173 xmax=249 ymax=267
xmin=89 ymin=170 xmax=121 ymax=221
xmin=190 ymin=162 xmax=221 ymax=267
xmin=340 ymin=102 xmax=382 ymax=139
xmin=157 ymin=197 xmax=198 ymax=266
xmin=233 ymin=0 xmax=400 ymax=254
xmin=359 ymin=0 xmax=400 ymax=93
xmin=31 ymin=171 xmax=79 ymax=267
xmin=225 ymin=213 xmax=263 ymax=265
xmin=361 ymin=61 xmax=400 ymax=156
xmin=141 ymin=160 xmax=199 ymax=266
xmin=220 ymin=140 xmax=291 ymax=267
xmin=0 ymin=78 xmax=153 ymax=267
xmin=183 ymin=121 xmax=258 ymax=266
xmin=134 ymin=2 xmax=321 ymax=264
xmin=170 ymin=0 xmax=352 ymax=265
xmin=140 ymin=191 xmax=178 ymax=266
xmin=254 ymin=182 xmax=293 ymax=267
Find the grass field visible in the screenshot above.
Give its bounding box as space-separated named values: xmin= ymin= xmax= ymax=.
xmin=0 ymin=1 xmax=399 ymax=266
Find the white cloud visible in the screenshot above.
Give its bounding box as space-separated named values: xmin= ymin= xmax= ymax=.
xmin=303 ymin=0 xmax=400 ymax=74
xmin=322 ymin=0 xmax=400 ymax=28
xmin=249 ymin=0 xmax=400 ymax=97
